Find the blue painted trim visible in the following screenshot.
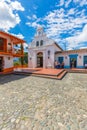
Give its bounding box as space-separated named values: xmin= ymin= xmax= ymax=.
xmin=83 ymin=55 xmax=87 ymax=65
xmin=64 ymin=66 xmax=70 ymax=69
xmin=77 ymin=66 xmax=84 ymax=68
xmin=69 ymin=54 xmax=78 ymax=58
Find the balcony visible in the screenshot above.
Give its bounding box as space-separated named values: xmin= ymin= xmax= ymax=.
xmin=0 ymin=49 xmax=12 ymax=55
xmin=0 ymin=32 xmax=25 ymax=57
xmin=0 ymin=44 xmax=13 ymax=55
xmin=0 ymin=38 xmax=12 ymax=55
xmin=0 ymin=47 xmax=24 ymax=57
xmin=0 ymin=43 xmax=24 ymax=57
xmin=13 ymin=49 xmax=24 ymax=57
xmin=13 ymin=43 xmax=24 ymax=57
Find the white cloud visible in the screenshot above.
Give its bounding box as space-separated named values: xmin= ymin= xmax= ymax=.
xmin=73 ymin=0 xmax=87 ymax=6
xmin=10 ymin=1 xmax=24 ymax=11
xmin=26 ymin=0 xmax=87 ymax=50
xmin=65 ymin=0 xmax=72 ymax=8
xmin=66 ymin=24 xmax=87 ymax=50
xmin=60 ymin=0 xmax=64 ymax=6
xmin=12 ymin=33 xmax=24 ymax=39
xmin=41 ymin=6 xmax=87 ymax=50
xmin=80 ymin=0 xmax=87 ymax=6
xmin=26 ymin=21 xmax=41 ymax=28
xmin=67 ymin=8 xmax=75 ymax=15
xmin=26 ymin=14 xmax=44 ymax=28
xmin=31 ymin=22 xmax=41 ymax=28
xmin=24 ymin=43 xmax=28 ymax=48
xmin=0 ymin=0 xmax=24 ymax=31
xmin=27 ymin=14 xmax=37 ymax=20
xmin=43 ymin=8 xmax=87 ymax=36
xmin=32 ymin=15 xmax=37 ymax=19
xmin=56 ymin=0 xmax=87 ymax=7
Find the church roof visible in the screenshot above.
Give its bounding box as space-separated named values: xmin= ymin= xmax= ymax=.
xmin=55 ymin=48 xmax=87 ymax=54
xmin=54 ymin=42 xmax=63 ymax=51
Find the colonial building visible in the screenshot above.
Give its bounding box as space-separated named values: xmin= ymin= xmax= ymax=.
xmin=28 ymin=27 xmax=63 ymax=68
xmin=28 ymin=27 xmax=87 ymax=69
xmin=0 ymin=30 xmax=25 ymax=74
xmin=55 ymin=49 xmax=87 ymax=68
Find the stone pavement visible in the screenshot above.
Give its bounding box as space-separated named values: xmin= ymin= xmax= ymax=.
xmin=0 ymin=73 xmax=87 ymax=130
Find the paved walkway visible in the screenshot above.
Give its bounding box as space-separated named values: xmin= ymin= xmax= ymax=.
xmin=0 ymin=73 xmax=87 ymax=130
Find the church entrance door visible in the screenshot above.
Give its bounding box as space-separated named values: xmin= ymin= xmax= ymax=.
xmin=37 ymin=52 xmax=43 ymax=67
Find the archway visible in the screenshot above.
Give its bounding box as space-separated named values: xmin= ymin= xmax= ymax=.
xmin=37 ymin=52 xmax=43 ymax=67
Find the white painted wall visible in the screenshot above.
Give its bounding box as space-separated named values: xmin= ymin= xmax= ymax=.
xmin=28 ymin=27 xmax=62 ymax=68
xmin=77 ymin=53 xmax=87 ymax=67
xmin=4 ymin=56 xmax=13 ymax=68
xmin=55 ymin=54 xmax=69 ymax=67
xmin=56 ymin=52 xmax=87 ymax=68
xmin=28 ymin=44 xmax=57 ymax=68
xmin=46 ymin=45 xmax=55 ymax=68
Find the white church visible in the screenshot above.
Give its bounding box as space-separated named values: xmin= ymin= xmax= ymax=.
xmin=28 ymin=27 xmax=87 ymax=69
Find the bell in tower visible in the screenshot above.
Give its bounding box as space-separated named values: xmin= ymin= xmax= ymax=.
xmin=37 ymin=26 xmax=44 ymax=36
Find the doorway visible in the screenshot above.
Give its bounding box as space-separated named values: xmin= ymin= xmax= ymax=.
xmin=69 ymin=54 xmax=78 ymax=68
xmin=37 ymin=52 xmax=43 ymax=67
xmin=0 ymin=57 xmax=3 ymax=72
xmin=70 ymin=58 xmax=77 ymax=68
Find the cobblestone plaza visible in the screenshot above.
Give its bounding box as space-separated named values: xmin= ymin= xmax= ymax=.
xmin=0 ymin=73 xmax=87 ymax=130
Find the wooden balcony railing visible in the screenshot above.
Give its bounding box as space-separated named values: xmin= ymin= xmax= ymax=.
xmin=0 ymin=44 xmax=24 ymax=57
xmin=13 ymin=49 xmax=24 ymax=57
xmin=0 ymin=49 xmax=24 ymax=57
xmin=0 ymin=49 xmax=12 ymax=55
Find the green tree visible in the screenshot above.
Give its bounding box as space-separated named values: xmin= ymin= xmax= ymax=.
xmin=23 ymin=52 xmax=28 ymax=64
xmin=19 ymin=52 xmax=28 ymax=65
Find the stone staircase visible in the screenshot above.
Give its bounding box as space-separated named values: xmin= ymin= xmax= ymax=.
xmin=14 ymin=69 xmax=67 ymax=80
xmin=67 ymin=68 xmax=87 ymax=73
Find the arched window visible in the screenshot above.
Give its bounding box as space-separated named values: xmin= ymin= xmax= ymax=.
xmin=48 ymin=50 xmax=50 ymax=55
xmin=40 ymin=40 xmax=43 ymax=46
xmin=36 ymin=41 xmax=39 ymax=47
xmin=48 ymin=50 xmax=50 ymax=59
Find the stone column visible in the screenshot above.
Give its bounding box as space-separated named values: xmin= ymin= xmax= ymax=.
xmin=43 ymin=51 xmax=46 ymax=68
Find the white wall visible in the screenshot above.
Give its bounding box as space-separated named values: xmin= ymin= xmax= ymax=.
xmin=4 ymin=56 xmax=13 ymax=68
xmin=55 ymin=52 xmax=87 ymax=68
xmin=28 ymin=49 xmax=38 ymax=68
xmin=28 ymin=27 xmax=62 ymax=68
xmin=28 ymin=45 xmax=56 ymax=68
xmin=54 ymin=44 xmax=62 ymax=52
xmin=55 ymin=54 xmax=69 ymax=67
xmin=45 ymin=45 xmax=55 ymax=68
xmin=77 ymin=53 xmax=87 ymax=67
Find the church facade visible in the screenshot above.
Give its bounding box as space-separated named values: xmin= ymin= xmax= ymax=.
xmin=28 ymin=27 xmax=87 ymax=69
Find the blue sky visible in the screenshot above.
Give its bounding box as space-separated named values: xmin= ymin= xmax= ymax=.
xmin=0 ymin=0 xmax=87 ymax=50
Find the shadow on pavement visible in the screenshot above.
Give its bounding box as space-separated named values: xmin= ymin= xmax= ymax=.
xmin=0 ymin=74 xmax=29 ymax=85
